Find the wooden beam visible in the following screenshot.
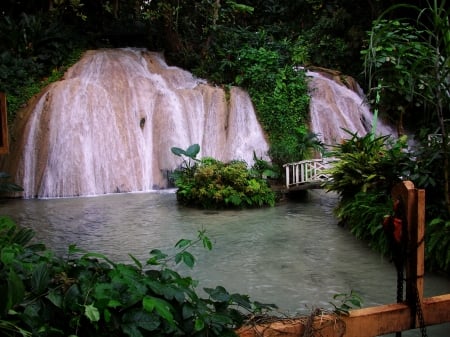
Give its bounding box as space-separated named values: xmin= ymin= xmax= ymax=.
xmin=236 ymin=294 xmax=450 ymax=337
xmin=0 ymin=92 xmax=8 ymax=154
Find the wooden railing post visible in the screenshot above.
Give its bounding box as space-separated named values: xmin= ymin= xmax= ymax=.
xmin=390 ymin=181 xmax=425 ymax=329
xmin=0 ymin=92 xmax=9 ymax=154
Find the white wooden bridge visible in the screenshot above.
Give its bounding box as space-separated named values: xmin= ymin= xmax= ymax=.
xmin=283 ymin=157 xmax=337 ymax=190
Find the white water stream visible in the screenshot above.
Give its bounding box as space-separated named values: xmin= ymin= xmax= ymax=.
xmin=2 ymin=48 xmax=269 ymax=198
xmin=307 ymin=71 xmax=397 ymax=145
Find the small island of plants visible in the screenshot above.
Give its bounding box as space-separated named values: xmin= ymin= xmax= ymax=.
xmin=170 ymin=144 xmax=278 ymax=209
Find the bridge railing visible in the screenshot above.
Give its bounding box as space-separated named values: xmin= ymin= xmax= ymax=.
xmin=283 ymin=157 xmax=337 ymax=188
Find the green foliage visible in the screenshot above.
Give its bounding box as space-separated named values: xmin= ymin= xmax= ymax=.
xmin=334 ymin=191 xmax=391 ymax=255
xmin=361 ymin=18 xmax=434 ymax=121
xmin=249 ymin=152 xmax=280 ymax=180
xmin=329 ymin=290 xmax=363 ymax=316
xmin=362 ymin=1 xmax=450 ymax=215
xmin=0 ymin=12 xmax=84 ymax=119
xmin=327 ymin=129 xmax=450 ymax=274
xmin=233 ymin=42 xmax=316 ymax=167
xmin=426 ymin=217 xmax=450 ymax=272
xmin=0 ymin=217 xmax=275 ymax=337
xmin=325 ymin=130 xmax=410 ymax=200
xmin=173 ymin=155 xmax=276 ymax=209
xmin=170 ymin=144 xmax=201 ymax=181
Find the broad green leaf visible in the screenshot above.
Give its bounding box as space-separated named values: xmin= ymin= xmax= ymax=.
xmin=194 ymin=318 xmax=205 ymax=331
xmin=46 ymin=289 xmax=63 ymax=308
xmin=1 ymin=247 xmax=17 ymax=265
xmin=142 ymin=296 xmax=175 ymax=326
xmin=7 ymin=269 xmax=25 ymax=310
xmin=107 ymin=299 xmax=122 ymax=308
xmin=31 ymin=263 xmax=50 ymax=295
xmin=128 ymin=254 xmax=142 ymax=270
xmin=175 ymin=238 xmax=191 ymax=249
xmin=182 ymin=303 xmax=195 ymax=319
xmin=84 ymin=304 xmax=100 ymax=322
xmin=123 ymin=309 xmax=160 ymax=331
xmin=202 ymin=235 xmax=213 ymax=250
xmin=121 ymin=323 xmax=144 ymax=337
xmin=175 ymin=251 xmax=195 ymax=268
xmin=230 ymin=293 xmax=252 ymax=310
xmin=204 ymin=286 xmax=230 ymax=302
xmin=185 ymin=144 xmax=200 ymax=159
xmin=170 ymin=147 xmax=186 ymax=157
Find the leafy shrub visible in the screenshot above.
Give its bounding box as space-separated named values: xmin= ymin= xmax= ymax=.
xmin=173 ymin=157 xmax=276 ymax=209
xmin=171 ymin=145 xmax=276 ymax=209
xmin=426 ymin=217 xmax=450 ymax=272
xmin=0 ymin=13 xmax=83 ymax=119
xmin=233 ymin=44 xmax=316 ymax=167
xmin=325 ymin=130 xmax=410 ymax=200
xmin=0 ymin=216 xmax=275 ymax=337
xmin=334 ymin=191 xmax=391 ymax=255
xmin=326 ymin=130 xmax=450 ymax=274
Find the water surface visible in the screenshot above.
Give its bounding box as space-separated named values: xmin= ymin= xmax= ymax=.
xmin=1 ymin=190 xmax=449 ymax=336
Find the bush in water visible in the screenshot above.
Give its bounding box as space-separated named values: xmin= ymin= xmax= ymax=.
xmin=171 ymin=146 xmax=276 ymax=209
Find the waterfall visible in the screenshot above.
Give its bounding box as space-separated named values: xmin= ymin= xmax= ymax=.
xmin=2 ymin=49 xmax=395 ymax=199
xmin=2 ymin=48 xmax=269 ymax=198
xmin=307 ymin=70 xmax=397 ymax=146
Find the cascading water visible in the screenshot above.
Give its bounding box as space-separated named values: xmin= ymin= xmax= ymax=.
xmin=2 ymin=48 xmax=395 ymax=199
xmin=307 ymin=70 xmax=397 ymax=146
xmin=1 ymin=48 xmax=270 ymax=198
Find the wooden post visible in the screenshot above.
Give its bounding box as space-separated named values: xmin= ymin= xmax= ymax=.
xmin=0 ymin=92 xmax=9 ymax=154
xmin=391 ymin=180 xmax=425 ymax=328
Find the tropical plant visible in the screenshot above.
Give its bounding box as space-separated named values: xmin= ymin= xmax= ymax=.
xmin=172 ymin=156 xmax=276 ymax=210
xmin=171 ymin=143 xmax=200 ymax=177
xmin=171 ymin=144 xmax=276 ymax=209
xmin=325 ymin=130 xmax=411 ymax=200
xmin=233 ymin=43 xmax=312 ymax=168
xmin=249 ymin=152 xmax=280 ymax=181
xmin=426 ymin=217 xmax=450 ymax=271
xmin=362 ymin=0 xmax=450 ymax=214
xmin=0 ymin=216 xmax=276 ymax=337
xmin=334 ymin=190 xmax=392 ymax=254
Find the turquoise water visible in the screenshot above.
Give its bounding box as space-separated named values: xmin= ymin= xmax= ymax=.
xmin=0 ymin=190 xmax=449 ymax=336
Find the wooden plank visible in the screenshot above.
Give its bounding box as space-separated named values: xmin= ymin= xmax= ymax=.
xmin=236 ymin=294 xmax=450 ymax=337
xmin=416 ymin=189 xmax=426 ymax=304
xmin=0 ymin=92 xmax=8 ymax=154
xmin=422 ymin=294 xmax=450 ymax=325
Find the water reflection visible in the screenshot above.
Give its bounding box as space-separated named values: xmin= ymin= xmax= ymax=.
xmin=0 ymin=190 xmax=449 ymax=336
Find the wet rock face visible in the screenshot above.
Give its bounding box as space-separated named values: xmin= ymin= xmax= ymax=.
xmin=2 ymin=48 xmax=269 ymax=198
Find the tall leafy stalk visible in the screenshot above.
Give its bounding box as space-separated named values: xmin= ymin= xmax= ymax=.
xmin=418 ymin=0 xmax=450 ymax=214
xmin=362 ymin=0 xmax=450 ymax=213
